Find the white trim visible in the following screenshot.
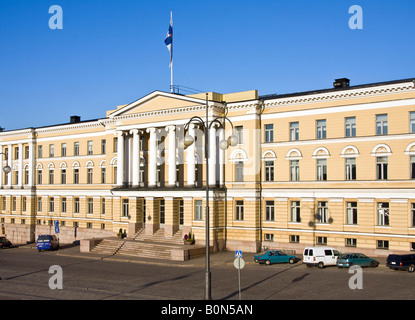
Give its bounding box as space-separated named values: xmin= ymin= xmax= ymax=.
xmin=262 ymin=150 xmax=277 ymax=160
xmin=371 ymin=143 xmax=392 ymax=156
xmin=285 ymin=148 xmax=303 ymax=160
xmin=340 ymin=145 xmax=360 ymax=158
xmin=404 ymin=142 xmax=415 ymax=155
xmin=312 ymin=147 xmax=330 ymax=159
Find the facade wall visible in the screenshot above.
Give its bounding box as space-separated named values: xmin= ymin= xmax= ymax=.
xmin=1 ymin=81 xmax=415 ymax=256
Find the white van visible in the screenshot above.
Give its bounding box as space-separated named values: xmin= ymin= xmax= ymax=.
xmin=303 ymin=247 xmax=341 ymax=268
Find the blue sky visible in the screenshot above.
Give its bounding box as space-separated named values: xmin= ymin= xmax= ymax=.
xmin=1 ymin=0 xmax=415 ymax=131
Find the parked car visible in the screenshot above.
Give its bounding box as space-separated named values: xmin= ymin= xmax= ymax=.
xmin=36 ymin=234 xmax=59 ymax=251
xmin=254 ymin=250 xmax=298 ymax=265
xmin=0 ymin=236 xmax=12 ymax=249
xmin=386 ymin=254 xmax=415 ymax=272
xmin=337 ymin=253 xmax=379 ymax=268
xmin=303 ymin=247 xmax=341 ymax=268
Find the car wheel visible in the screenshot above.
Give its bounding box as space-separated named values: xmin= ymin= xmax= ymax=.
xmin=370 ymin=261 xmax=378 ymax=268
xmin=408 ymin=264 xmax=415 ymax=273
xmin=265 ymin=260 xmax=271 ymax=265
xmin=318 ymin=262 xmax=325 ymax=269
xmin=289 ymin=258 xmax=295 ymax=264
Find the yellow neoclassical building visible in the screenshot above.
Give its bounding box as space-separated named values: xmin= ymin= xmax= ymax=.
xmin=1 ymin=77 xmax=415 ymax=255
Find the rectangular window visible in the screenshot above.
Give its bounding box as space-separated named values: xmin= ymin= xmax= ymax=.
xmin=290 ymin=122 xmax=299 ymax=141
xmin=264 ymin=124 xmax=274 ymax=143
xmin=345 ymin=158 xmax=356 ymax=180
xmin=412 ymin=203 xmax=415 ymax=227
xmin=377 ymin=240 xmax=389 ymax=249
xmin=61 ymin=197 xmax=67 ymax=213
xmin=265 ymin=200 xmax=274 ymax=221
xmin=159 ymin=199 xmax=165 ymax=224
xmin=74 ymin=197 xmax=80 ymax=213
xmin=61 ymin=143 xmax=66 ymax=157
xmin=87 ymin=168 xmax=93 ymax=184
xmin=235 ymin=200 xmax=244 ymax=221
xmin=235 ymin=161 xmax=244 ymax=182
xmin=12 ymin=197 xmax=16 ymax=212
xmin=317 ymin=201 xmax=328 ymax=223
xmin=346 ymin=202 xmax=358 ymax=225
xmin=376 ymin=156 xmax=388 ymax=180
xmin=101 ymin=167 xmax=106 ymax=184
xmin=101 ymin=198 xmax=106 ymax=215
xmin=88 ymin=141 xmax=93 ymax=155
xmin=377 ymin=202 xmax=389 ymax=226
xmin=74 ymin=168 xmax=79 ymax=184
xmin=264 ymin=234 xmax=274 ymax=242
xmin=316 ymin=236 xmax=327 ymax=245
xmin=195 ymin=200 xmax=203 ymax=221
xmin=264 ymin=161 xmax=274 ymax=182
xmin=24 ymin=146 xmax=29 ymax=159
xmin=37 ymin=170 xmax=42 ymax=185
xmin=376 ymin=114 xmax=388 ymax=135
xmin=49 ymin=197 xmax=54 ymax=213
xmin=113 ymin=137 xmax=118 ymax=152
xmin=316 ymin=159 xmax=327 ymax=181
xmin=290 ymin=160 xmax=300 ymax=181
xmin=316 ymin=120 xmax=326 ymax=139
xmin=61 ymin=169 xmax=66 ymax=184
xmin=37 ymin=197 xmax=42 ymax=212
xmin=290 ymin=201 xmax=301 ymax=222
xmin=14 ymin=147 xmax=19 ymax=160
xmin=345 ymin=117 xmax=356 ymax=137
xmin=101 ymin=139 xmax=106 ymax=154
xmin=49 ymin=169 xmax=54 ymax=184
xmin=122 ymin=199 xmax=129 ymax=217
xmin=74 ymin=142 xmax=79 ymax=156
xmin=346 ymin=238 xmax=357 ymax=247
xmin=38 ymin=145 xmax=43 ymax=158
xmin=49 ymin=144 xmax=54 ymax=157
xmin=22 ymin=197 xmax=26 ymax=212
xmin=289 ymin=235 xmax=300 ymax=243
xmin=235 ymin=126 xmax=243 ymax=144
xmin=410 ymin=112 xmax=415 ymax=133
xmin=87 ymin=198 xmax=93 ymax=214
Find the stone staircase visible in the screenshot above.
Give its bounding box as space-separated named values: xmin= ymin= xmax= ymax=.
xmin=89 ymin=228 xmax=203 ymax=261
xmin=133 ymin=228 xmax=184 ymax=245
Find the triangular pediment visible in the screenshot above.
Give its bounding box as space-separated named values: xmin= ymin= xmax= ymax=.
xmin=109 ymin=91 xmax=206 ymax=117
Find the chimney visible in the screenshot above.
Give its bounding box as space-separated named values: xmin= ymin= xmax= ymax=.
xmin=70 ymin=115 xmax=81 ymax=123
xmin=333 ymin=78 xmax=350 ymax=89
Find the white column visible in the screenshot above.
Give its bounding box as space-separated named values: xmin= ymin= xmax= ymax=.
xmin=166 ymin=125 xmax=176 ymax=186
xmin=7 ymin=144 xmax=12 ymax=188
xmin=130 ymin=129 xmax=140 ymax=187
xmin=18 ymin=143 xmax=23 ymax=187
xmin=186 ymin=124 xmax=196 ymax=186
xmin=28 ymin=136 xmax=35 ymax=188
xmin=209 ymin=125 xmax=217 ymax=186
xmin=116 ymin=131 xmax=125 ymax=187
xmin=146 ymin=127 xmax=157 ymax=187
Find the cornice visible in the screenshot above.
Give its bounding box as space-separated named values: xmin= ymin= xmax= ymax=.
xmin=263 ymin=81 xmax=415 ymax=109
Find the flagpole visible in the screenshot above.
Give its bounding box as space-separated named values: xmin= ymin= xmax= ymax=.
xmin=170 ymin=11 xmax=173 ymax=93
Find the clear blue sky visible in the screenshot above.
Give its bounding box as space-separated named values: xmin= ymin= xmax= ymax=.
xmin=1 ymin=0 xmax=415 ymax=131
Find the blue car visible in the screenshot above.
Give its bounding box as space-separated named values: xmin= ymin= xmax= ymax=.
xmin=254 ymin=250 xmax=297 ymax=265
xmin=37 ymin=235 xmax=59 ymax=251
xmin=337 ymin=253 xmax=379 ymax=268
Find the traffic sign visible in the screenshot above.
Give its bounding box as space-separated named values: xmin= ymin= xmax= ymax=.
xmin=234 ymin=258 xmax=245 ymax=269
xmin=235 ymin=250 xmax=242 ymax=258
xmin=54 ymin=220 xmax=60 ymax=234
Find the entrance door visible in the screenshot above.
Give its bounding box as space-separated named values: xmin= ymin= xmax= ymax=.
xmin=179 ymin=199 xmax=184 ymax=230
xmin=159 ymin=199 xmax=165 ymax=228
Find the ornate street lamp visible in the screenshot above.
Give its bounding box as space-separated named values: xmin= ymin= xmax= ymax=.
xmin=0 ymin=152 xmax=11 ymax=174
xmin=182 ymin=93 xmax=236 ymax=300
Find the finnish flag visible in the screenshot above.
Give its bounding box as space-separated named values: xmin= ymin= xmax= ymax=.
xmin=164 ymin=12 xmax=173 ymax=68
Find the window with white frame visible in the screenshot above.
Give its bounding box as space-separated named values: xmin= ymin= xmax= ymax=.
xmin=264 ymin=124 xmax=274 ymax=143
xmin=345 ymin=117 xmax=356 ymax=137
xmin=194 ymin=200 xmax=203 ymax=221
xmin=346 ymin=201 xmax=358 ymax=225
xmin=317 ymin=201 xmax=328 ymax=223
xmin=235 ymin=126 xmax=243 ymax=144
xmin=290 ymin=160 xmax=299 ymax=181
xmin=265 ymin=200 xmax=274 ymax=221
xmin=264 ymin=161 xmax=274 ymax=182
xmin=87 ymin=198 xmax=93 ymax=214
xmin=122 ymin=198 xmax=129 ymax=217
xmin=316 ymin=159 xmax=327 ymax=181
xmin=345 ymin=158 xmax=356 ymax=180
xmin=235 ymin=200 xmax=244 ymax=221
xmin=290 ymin=122 xmax=299 ymax=141
xmin=235 ymin=161 xmax=244 ymax=182
xmin=377 ymin=202 xmax=389 ymax=226
xmin=290 ymin=201 xmax=301 ymax=222
xmin=316 ymin=120 xmax=326 ymax=139
xmin=376 ymin=114 xmax=388 ymax=135
xmin=376 ymin=156 xmax=388 ymax=180
xmin=410 ymin=111 xmax=415 ymax=133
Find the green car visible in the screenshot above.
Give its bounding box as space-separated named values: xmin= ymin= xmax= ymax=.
xmin=337 ymin=253 xmax=379 ymax=268
xmin=254 ymin=250 xmax=297 ymax=265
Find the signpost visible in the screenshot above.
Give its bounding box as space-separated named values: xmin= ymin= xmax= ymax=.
xmin=234 ymin=250 xmax=244 ymax=300
xmin=54 ymin=220 xmax=60 ymax=234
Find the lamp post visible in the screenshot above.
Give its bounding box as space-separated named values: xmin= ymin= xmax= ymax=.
xmin=182 ymin=93 xmax=237 ymax=300
xmin=0 ymin=152 xmax=11 ymax=175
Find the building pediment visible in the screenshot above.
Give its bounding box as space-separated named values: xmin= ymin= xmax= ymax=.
xmin=108 ymin=91 xmax=207 ymax=118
